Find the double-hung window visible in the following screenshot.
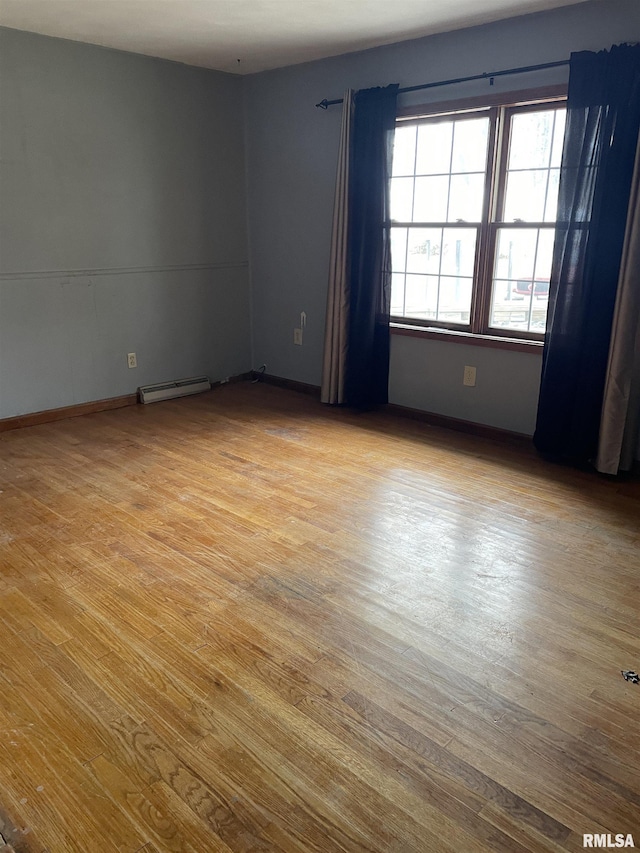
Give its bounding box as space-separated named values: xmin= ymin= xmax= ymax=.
xmin=390 ymin=93 xmax=566 ymax=342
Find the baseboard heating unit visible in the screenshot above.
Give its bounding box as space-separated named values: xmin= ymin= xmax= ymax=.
xmin=138 ymin=376 xmax=211 ymax=404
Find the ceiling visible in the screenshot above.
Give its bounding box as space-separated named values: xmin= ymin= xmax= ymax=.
xmin=0 ymin=0 xmax=586 ymax=75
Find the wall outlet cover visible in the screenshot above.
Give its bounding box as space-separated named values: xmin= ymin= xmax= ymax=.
xmin=463 ymin=365 xmax=476 ymax=387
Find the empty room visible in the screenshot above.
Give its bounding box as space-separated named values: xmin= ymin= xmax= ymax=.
xmin=1 ymin=0 xmax=639 ymax=851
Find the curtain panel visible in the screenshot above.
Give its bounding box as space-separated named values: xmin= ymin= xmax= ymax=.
xmin=534 ymin=44 xmax=640 ymax=466
xmin=345 ymin=84 xmax=398 ymax=409
xmin=321 ymin=84 xmax=399 ymax=410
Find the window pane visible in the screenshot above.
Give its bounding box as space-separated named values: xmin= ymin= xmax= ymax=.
xmin=391 ymin=226 xmax=476 ymax=323
xmin=534 ymin=228 xmax=555 ymax=281
xmin=508 ymin=110 xmax=556 ymax=170
xmin=391 ymin=272 xmax=406 ymax=315
xmin=438 ymin=277 xmax=473 ymax=324
xmin=544 ymin=169 xmax=560 ymax=221
xmin=502 ymin=107 xmax=566 ymax=224
xmin=390 ymin=176 xmax=414 ymax=221
xmin=410 ymin=115 xmax=489 ymax=224
xmin=391 ymin=227 xmax=408 ymax=273
xmin=490 ymin=227 xmax=554 ymax=333
xmin=504 ymin=170 xmax=548 ymax=222
xmin=406 ymin=227 xmax=441 ymax=275
xmin=494 ymin=228 xmax=538 ymax=280
xmin=404 ymin=274 xmax=439 ymax=319
xmin=451 ymin=118 xmax=489 ymax=173
xmin=550 ymin=110 xmax=566 ymax=168
xmin=448 ymin=173 xmax=485 ymax=222
xmin=392 ymin=125 xmax=417 ymax=176
xmin=400 ymin=274 xmax=473 ymax=324
xmin=415 ymin=121 xmax=453 ymax=175
xmin=413 ymin=175 xmax=449 ymax=222
xmin=440 ymin=228 xmax=477 ymax=278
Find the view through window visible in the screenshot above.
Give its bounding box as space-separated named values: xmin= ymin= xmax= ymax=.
xmin=390 ymin=99 xmax=566 ymax=339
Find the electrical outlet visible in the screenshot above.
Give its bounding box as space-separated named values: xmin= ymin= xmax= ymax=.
xmin=127 ymin=352 xmax=137 ymax=369
xmin=294 ymin=328 xmax=303 ymax=345
xmin=463 ymin=365 xmax=476 ymax=387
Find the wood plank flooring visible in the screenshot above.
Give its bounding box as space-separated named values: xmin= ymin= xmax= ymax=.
xmin=0 ymin=382 xmax=639 ymax=853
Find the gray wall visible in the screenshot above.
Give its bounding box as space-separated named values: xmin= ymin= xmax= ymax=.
xmin=244 ymin=0 xmax=640 ymax=435
xmin=3 ymin=3 xmax=639 ymax=431
xmin=0 ymin=28 xmax=251 ymax=419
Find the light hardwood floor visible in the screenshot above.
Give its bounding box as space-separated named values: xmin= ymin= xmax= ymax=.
xmin=0 ymin=382 xmax=639 ymax=853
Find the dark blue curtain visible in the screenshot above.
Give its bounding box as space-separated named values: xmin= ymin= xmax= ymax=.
xmin=344 ymin=84 xmax=399 ymax=409
xmin=534 ymin=44 xmax=640 ymax=463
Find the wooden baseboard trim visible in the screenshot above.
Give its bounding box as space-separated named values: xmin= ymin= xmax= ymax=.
xmin=0 ymin=394 xmax=138 ymax=433
xmin=387 ymin=402 xmax=532 ymax=446
xmin=0 ymin=373 xmax=256 ymax=433
xmin=252 ymin=373 xmax=531 ymax=446
xmin=256 ymin=372 xmax=321 ymax=398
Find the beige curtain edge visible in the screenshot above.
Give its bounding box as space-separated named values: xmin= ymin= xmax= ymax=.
xmin=321 ymin=90 xmax=354 ymax=405
xmin=596 ymin=133 xmax=640 ymax=474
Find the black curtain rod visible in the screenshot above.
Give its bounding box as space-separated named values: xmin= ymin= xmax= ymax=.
xmin=315 ymin=59 xmax=570 ymax=109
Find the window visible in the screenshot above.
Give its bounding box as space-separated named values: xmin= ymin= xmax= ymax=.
xmin=390 ymin=95 xmax=566 ymax=341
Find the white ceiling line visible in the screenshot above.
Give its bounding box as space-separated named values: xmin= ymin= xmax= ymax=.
xmin=0 ymin=0 xmax=586 ymax=75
